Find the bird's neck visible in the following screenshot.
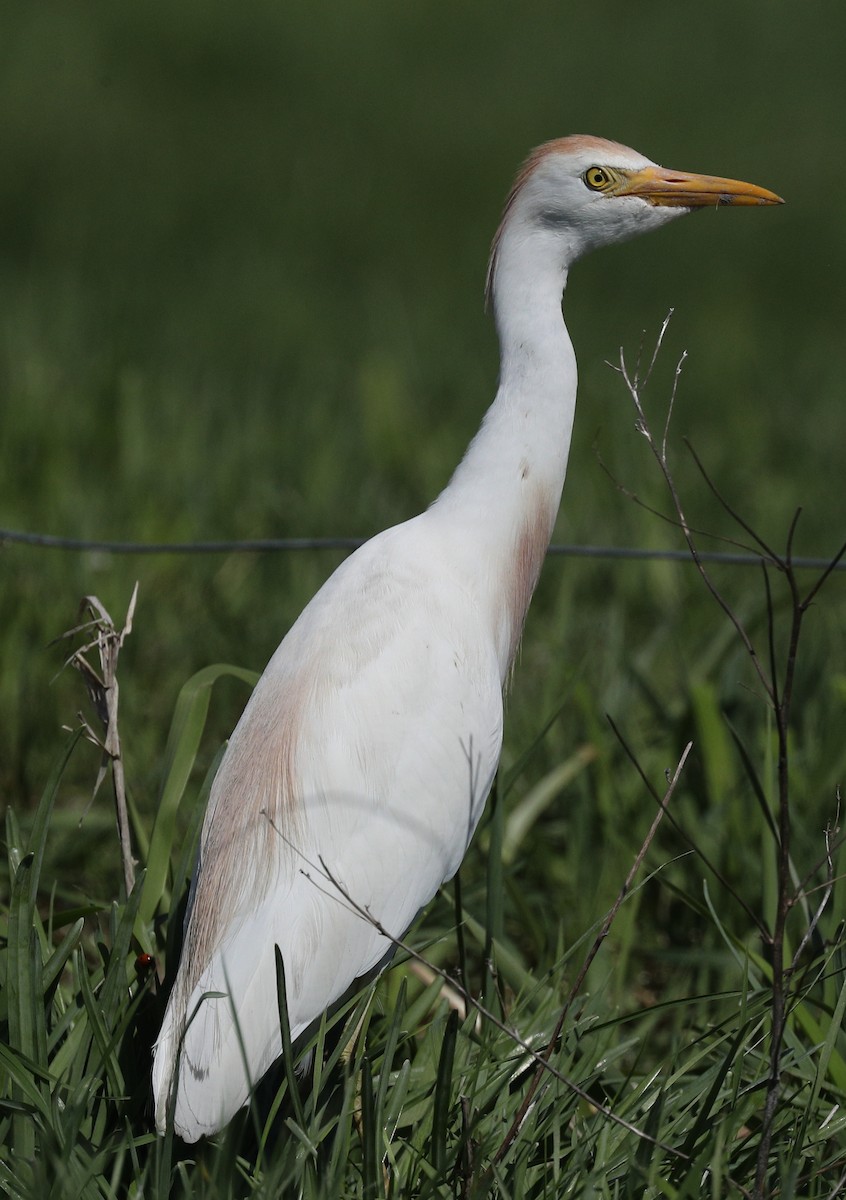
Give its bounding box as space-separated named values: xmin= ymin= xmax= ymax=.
xmin=431 ymin=228 xmax=577 ymax=678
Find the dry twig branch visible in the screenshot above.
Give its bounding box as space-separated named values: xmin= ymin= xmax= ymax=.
xmin=490 ymin=741 xmax=692 ymax=1169
xmin=611 ymin=331 xmax=772 ymax=704
xmin=613 ymin=316 xmax=846 ymax=1199
xmin=264 ymin=800 xmax=691 ymax=1165
xmin=56 ymin=584 xmax=139 ymax=895
xmin=609 ymin=715 xmax=768 ymax=936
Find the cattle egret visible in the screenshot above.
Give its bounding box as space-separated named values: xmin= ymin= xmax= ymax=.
xmin=153 ymin=136 xmax=781 ymax=1139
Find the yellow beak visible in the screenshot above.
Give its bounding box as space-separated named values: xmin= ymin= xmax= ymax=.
xmin=616 ymin=164 xmax=784 ymax=207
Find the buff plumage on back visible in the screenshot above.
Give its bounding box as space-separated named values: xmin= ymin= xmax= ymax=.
xmin=152 ymin=654 xmax=309 ymax=1132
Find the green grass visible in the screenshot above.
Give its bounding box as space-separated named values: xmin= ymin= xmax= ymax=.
xmin=3 ymin=639 xmax=846 ymax=1195
xmin=2 ymin=1 xmax=846 ymax=1195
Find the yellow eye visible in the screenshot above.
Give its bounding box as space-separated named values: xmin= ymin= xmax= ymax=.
xmin=583 ymin=166 xmax=613 ymax=192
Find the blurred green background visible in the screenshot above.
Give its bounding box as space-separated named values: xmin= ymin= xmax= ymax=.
xmin=1 ymin=0 xmax=845 ymax=904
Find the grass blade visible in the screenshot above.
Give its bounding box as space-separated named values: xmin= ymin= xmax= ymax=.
xmin=139 ymin=663 xmax=257 ymax=932
xmin=274 ymin=946 xmax=307 ymax=1133
xmin=431 ymin=1008 xmax=458 ymax=1179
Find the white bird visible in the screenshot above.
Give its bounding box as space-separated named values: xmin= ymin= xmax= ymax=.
xmin=152 ymin=135 xmax=781 ymax=1140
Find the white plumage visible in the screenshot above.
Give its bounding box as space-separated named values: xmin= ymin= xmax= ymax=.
xmin=153 ymin=135 xmax=781 ymax=1139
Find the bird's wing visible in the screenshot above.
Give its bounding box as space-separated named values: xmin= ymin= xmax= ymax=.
xmin=153 ymin=518 xmax=503 ymax=1139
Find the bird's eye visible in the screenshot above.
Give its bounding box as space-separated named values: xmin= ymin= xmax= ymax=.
xmin=583 ymin=166 xmax=613 ymax=192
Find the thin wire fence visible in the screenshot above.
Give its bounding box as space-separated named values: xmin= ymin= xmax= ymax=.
xmin=2 ymin=526 xmax=844 ymax=571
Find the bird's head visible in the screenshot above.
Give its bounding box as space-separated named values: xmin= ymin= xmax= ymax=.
xmin=486 ymin=135 xmax=783 ymax=306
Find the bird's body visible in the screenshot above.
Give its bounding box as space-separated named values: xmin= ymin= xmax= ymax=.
xmin=153 ymin=136 xmax=780 ymax=1140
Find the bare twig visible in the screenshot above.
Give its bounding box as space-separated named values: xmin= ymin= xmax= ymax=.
xmin=56 ymin=584 xmax=139 ymax=895
xmin=610 ymin=717 xmax=769 ymax=935
xmin=789 ymin=810 xmax=839 ymax=970
xmin=490 ymin=743 xmax=692 ymax=1169
xmin=594 ymin=449 xmax=782 ymax=565
xmin=801 ymin=537 xmax=846 ymax=608
xmin=263 ymin=812 xmax=689 ymax=1163
xmin=684 ymin=440 xmax=783 ymax=567
xmin=612 ymin=319 xmax=845 ymax=1199
xmin=615 ymin=335 xmax=774 ymax=707
xmin=792 ymin=792 xmax=844 ymax=899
